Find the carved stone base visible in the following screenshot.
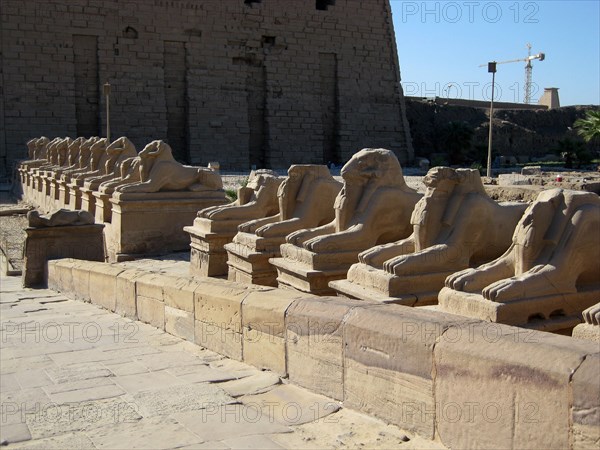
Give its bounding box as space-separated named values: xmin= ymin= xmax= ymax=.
xmin=22 ymin=224 xmax=105 ymax=287
xmin=437 ymin=286 xmax=599 ymax=333
xmin=184 ymin=216 xmax=242 ymax=277
xmin=48 ymin=178 xmax=61 ymax=212
xmin=269 ymin=243 xmax=363 ymax=295
xmin=39 ymin=177 xmax=53 ymax=212
xmin=329 ymin=262 xmax=448 ymax=306
xmin=224 ymin=232 xmax=284 ymax=287
xmin=58 ymin=180 xmax=70 ymax=209
xmin=104 ymin=191 xmax=228 ymax=262
xmin=80 ymin=188 xmax=96 ymax=216
xmin=67 ymin=183 xmax=83 ymax=211
xmin=93 ymin=191 xmax=112 ymax=223
xmin=269 ymin=256 xmax=348 ymax=295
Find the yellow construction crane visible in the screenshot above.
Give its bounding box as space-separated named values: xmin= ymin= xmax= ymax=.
xmin=479 ymin=43 xmax=546 ymax=104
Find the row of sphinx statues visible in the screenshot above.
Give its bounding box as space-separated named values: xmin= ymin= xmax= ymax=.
xmin=19 ymin=136 xmax=222 ymax=199
xmin=187 ymin=148 xmax=600 ymax=337
xmin=18 ymin=139 xmax=600 ymax=337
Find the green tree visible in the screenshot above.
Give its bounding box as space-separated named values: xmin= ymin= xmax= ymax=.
xmin=554 ymin=138 xmax=591 ymax=169
xmin=574 ymin=110 xmax=600 ymax=143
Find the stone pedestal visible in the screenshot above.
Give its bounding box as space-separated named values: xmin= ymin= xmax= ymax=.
xmin=270 ymin=243 xmax=359 ymax=295
xmin=58 ymin=180 xmax=70 ymax=209
xmin=104 ymin=190 xmax=228 ymax=262
xmin=80 ymin=187 xmax=96 ymax=216
xmin=437 ymin=287 xmax=599 ymax=334
xmin=48 ymin=178 xmax=61 ymax=211
xmin=22 ymin=224 xmax=105 ymax=287
xmin=20 ymin=169 xmax=33 ymax=202
xmin=93 ymin=191 xmax=112 ymax=223
xmin=184 ymin=217 xmax=241 ymax=277
xmin=224 ymin=232 xmax=285 ymax=287
xmin=40 ymin=176 xmax=55 ymax=212
xmin=67 ymin=182 xmax=83 ymax=210
xmin=330 ymin=264 xmax=449 ymax=306
xmin=30 ymin=175 xmax=40 ymax=207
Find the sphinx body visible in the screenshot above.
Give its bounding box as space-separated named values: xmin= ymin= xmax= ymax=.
xmin=51 ymin=138 xmax=83 ymax=178
xmin=27 ymin=209 xmax=95 ymax=227
xmin=237 ymin=164 xmax=342 ymax=239
xmin=330 ymin=167 xmax=528 ymax=305
xmin=84 ymin=137 xmax=137 ymax=191
xmin=60 ymin=137 xmax=99 ymax=182
xmin=270 ymin=148 xmax=421 ymax=294
xmin=185 ymin=170 xmax=283 ymax=277
xmin=198 ymin=169 xmax=281 ymax=221
xmin=439 ymin=188 xmax=600 ymax=332
xmin=224 ymin=164 xmax=342 ymax=286
xmin=70 ymin=138 xmax=109 ymax=184
xmin=115 ymin=140 xmax=222 ymax=193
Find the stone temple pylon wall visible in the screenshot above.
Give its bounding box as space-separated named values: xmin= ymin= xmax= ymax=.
xmin=1 ymin=0 xmax=413 ymax=174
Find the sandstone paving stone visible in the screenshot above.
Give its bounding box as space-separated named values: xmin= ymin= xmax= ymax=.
xmin=15 ymin=369 xmax=54 ymax=389
xmin=176 ymin=442 xmax=229 ymax=450
xmin=23 ymin=396 xmax=142 ymax=440
xmin=48 ymin=348 xmax=119 ymax=366
xmin=171 ymin=404 xmax=292 ymax=442
xmin=217 ymin=371 xmax=281 ymax=398
xmin=208 ymin=359 xmax=259 ymax=378
xmin=2 ymin=337 xmax=112 ymax=360
xmin=2 ymin=273 xmax=448 ymax=449
xmin=42 ymin=377 xmax=115 ymax=397
xmin=240 ymin=384 xmax=341 ymax=426
xmin=45 ymin=383 xmax=125 ymax=404
xmin=5 ymin=432 xmax=96 ymax=449
xmin=44 ymin=362 xmax=114 ymax=384
xmin=0 ymin=372 xmax=20 ymax=391
xmin=112 ymin=370 xmax=185 ymax=394
xmin=166 ymin=364 xmax=240 ymax=384
xmin=1 ymin=356 xmax=57 ymax=375
xmin=222 ymin=434 xmax=284 ymax=449
xmin=85 ymin=415 xmax=204 ymax=449
xmin=100 ymin=361 xmax=149 ymax=377
xmin=0 ymin=422 xmax=31 ymax=445
xmin=144 ymin=331 xmax=183 ymax=347
xmin=156 ymin=340 xmax=224 ymax=363
xmin=132 ymin=350 xmax=205 ymax=372
xmin=97 ymin=345 xmax=161 ymax=362
xmin=132 ymin=383 xmax=235 ymax=417
xmin=268 ymin=408 xmax=447 ymax=450
xmin=1 ymin=387 xmax=52 ymax=423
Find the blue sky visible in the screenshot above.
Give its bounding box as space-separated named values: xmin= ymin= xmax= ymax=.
xmin=390 ymin=0 xmax=600 ymax=106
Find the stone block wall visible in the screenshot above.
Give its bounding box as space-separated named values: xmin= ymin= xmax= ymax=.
xmin=0 ymin=0 xmax=413 ymax=173
xmin=47 ymin=258 xmax=600 ymax=449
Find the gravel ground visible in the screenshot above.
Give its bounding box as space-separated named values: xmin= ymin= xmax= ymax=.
xmin=221 ymin=173 xmax=427 ymax=194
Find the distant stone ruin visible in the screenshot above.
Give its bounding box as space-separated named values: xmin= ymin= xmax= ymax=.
xmin=2 ymin=0 xmax=412 ymax=173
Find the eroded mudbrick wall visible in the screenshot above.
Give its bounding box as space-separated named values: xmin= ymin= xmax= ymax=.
xmin=0 ymin=0 xmax=413 ymax=172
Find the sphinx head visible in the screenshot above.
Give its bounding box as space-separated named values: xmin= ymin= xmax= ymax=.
xmin=341 ymin=148 xmax=404 ymax=187
xmin=106 ymin=136 xmax=135 ymax=155
xmin=139 ymin=140 xmax=173 ymax=159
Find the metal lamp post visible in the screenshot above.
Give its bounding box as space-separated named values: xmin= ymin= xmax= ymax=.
xmin=103 ymin=82 xmax=111 ymax=142
xmin=486 ymin=62 xmax=496 ymax=178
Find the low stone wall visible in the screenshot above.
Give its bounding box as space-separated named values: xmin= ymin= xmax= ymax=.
xmin=47 ymin=258 xmax=599 ymax=449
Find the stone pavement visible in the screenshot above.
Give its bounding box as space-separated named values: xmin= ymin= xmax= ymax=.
xmin=0 ymin=275 xmax=444 ymax=449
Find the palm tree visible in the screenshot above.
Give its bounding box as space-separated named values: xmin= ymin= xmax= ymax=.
xmin=554 ymin=138 xmax=591 ymax=169
xmin=574 ymin=110 xmax=600 ymax=143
